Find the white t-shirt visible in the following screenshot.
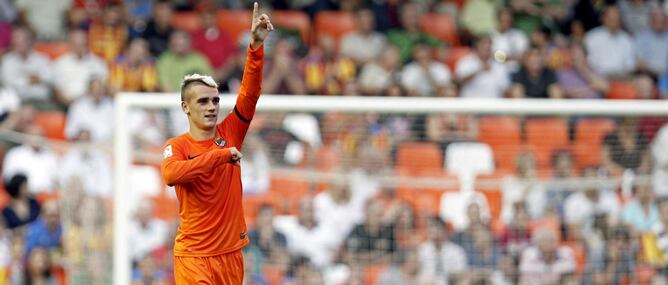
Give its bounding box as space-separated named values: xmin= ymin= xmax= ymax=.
xmin=2 ymin=144 xmax=59 ymax=193
xmin=273 ymin=215 xmax=338 ymax=267
xmin=652 ymin=124 xmax=668 ymax=196
xmin=418 ymin=241 xmax=468 ymax=285
xmin=0 ymin=51 xmax=52 ymax=100
xmin=65 ymin=96 xmax=114 ymax=142
xmin=128 ymin=219 xmax=168 ymax=261
xmin=340 ymin=32 xmax=387 ymax=63
xmin=0 ymin=87 xmax=19 ymax=116
xmin=440 ymin=191 xmax=490 ymax=230
xmin=401 ymin=61 xmax=452 ymax=96
xmin=563 ymin=190 xmax=621 ymax=227
xmin=15 ymin=0 xmax=70 ymax=40
xmin=358 ymin=62 xmax=396 ymax=93
xmin=53 ymin=53 xmax=108 ymax=102
xmin=59 ymin=147 xmax=113 ymax=197
xmin=500 ymin=177 xmax=547 ymax=224
xmin=491 ymin=28 xmax=528 ymax=72
xmin=456 ymin=54 xmax=510 ymax=98
xmin=313 ymin=191 xmax=364 ymax=246
xmin=584 ymin=27 xmax=636 ymax=77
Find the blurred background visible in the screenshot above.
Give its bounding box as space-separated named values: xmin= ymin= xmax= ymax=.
xmin=1 ymin=0 xmax=668 ymax=284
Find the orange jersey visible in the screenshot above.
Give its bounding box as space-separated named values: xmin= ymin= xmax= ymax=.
xmin=160 ymin=45 xmax=264 ymax=257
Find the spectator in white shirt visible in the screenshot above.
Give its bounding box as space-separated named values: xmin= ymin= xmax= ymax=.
xmin=418 ymin=216 xmax=468 ymax=285
xmin=340 ymin=8 xmax=387 ymax=66
xmin=519 ymin=228 xmax=576 ymax=284
xmin=15 ymin=0 xmax=71 ymax=40
xmin=584 ymin=6 xmax=636 ymax=78
xmin=59 ymin=130 xmax=113 ymax=197
xmin=501 ymin=151 xmax=547 ymax=224
xmin=52 ymin=29 xmax=108 ymax=106
xmin=492 ymin=7 xmax=529 ymax=72
xmin=618 ymin=0 xmax=659 ymax=35
xmin=358 ymin=45 xmax=402 ymax=95
xmin=401 ymin=43 xmax=453 ymax=97
xmin=313 ymin=183 xmax=365 ymax=250
xmin=0 ymin=26 xmax=52 ymax=105
xmin=652 ymin=124 xmax=668 ymax=196
xmin=128 ymin=201 xmax=167 ymax=262
xmin=456 ymin=35 xmax=510 ymax=98
xmin=240 ymin=135 xmax=270 ymax=195
xmin=563 ymin=167 xmax=621 ymax=233
xmin=2 ymin=125 xmax=58 ymax=194
xmin=635 ymin=7 xmax=668 ymax=78
xmin=65 ymin=78 xmax=114 ymax=143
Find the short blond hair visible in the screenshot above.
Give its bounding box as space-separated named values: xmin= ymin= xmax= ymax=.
xmin=180 ymin=73 xmax=218 ymax=101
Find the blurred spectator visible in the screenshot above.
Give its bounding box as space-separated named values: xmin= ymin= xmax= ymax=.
xmin=400 ymin=42 xmax=453 ymax=97
xmin=191 ymin=10 xmax=236 ymax=83
xmin=498 ymin=202 xmax=532 ymax=257
xmin=249 ymin=204 xmax=288 ymax=264
xmin=88 ymin=3 xmax=128 ymax=64
xmin=375 ymin=249 xmax=421 ymax=285
xmin=274 ymin=198 xmax=336 ymax=267
xmin=417 ymin=216 xmax=468 ymax=285
xmin=546 ymin=150 xmax=576 ymax=209
xmin=345 ymin=199 xmax=396 ymax=265
xmin=492 ymin=7 xmax=529 ymax=72
xmin=6 ymin=235 xmax=26 ymax=284
xmin=387 ymin=2 xmax=443 ymax=64
xmin=124 ymin=0 xmax=153 ymax=25
xmin=262 ymin=38 xmax=306 ymax=95
xmin=156 ymin=30 xmax=213 ymax=92
xmin=649 ymin=197 xmax=668 ymax=266
xmin=653 ymin=124 xmax=668 ymax=196
xmin=557 ymin=43 xmax=610 ymax=99
xmin=128 ymin=202 xmax=167 ymax=262
xmin=52 ymin=29 xmax=108 ymax=106
xmin=386 ymin=202 xmax=419 ymax=249
xmin=509 ymin=47 xmax=564 ymax=98
xmin=140 ymin=0 xmax=175 ymax=57
xmin=501 ymin=151 xmax=547 ymax=223
xmin=510 ymin=0 xmax=566 ymax=35
xmin=24 ymin=200 xmax=62 ymax=256
xmin=25 ymin=246 xmax=57 ymax=285
xmin=59 ymin=130 xmax=113 ymax=197
xmin=340 ymin=8 xmax=387 ymax=65
xmin=358 ymin=45 xmax=402 ymax=95
xmin=1 ymin=174 xmax=40 ymax=229
xmin=467 ymin=227 xmax=502 ymax=283
xmin=587 ymin=227 xmax=637 ymax=285
xmin=131 ymin=255 xmax=167 ymax=285
xmin=283 ymin=256 xmax=323 ymax=285
xmin=519 ymin=228 xmax=576 ymax=284
xmin=426 ymin=113 xmax=478 ymax=150
xmin=563 ymin=167 xmax=621 ymax=234
xmin=0 ymin=26 xmax=53 ymax=107
xmin=634 ymin=7 xmax=668 ymax=78
xmin=64 ymin=78 xmax=114 ymax=143
xmin=460 ymin=0 xmax=500 ymax=36
xmin=109 ymin=38 xmax=159 ymax=93
xmin=218 ymin=45 xmax=247 ymax=93
xmin=450 ymin=204 xmax=490 ymax=248
xmin=302 ymin=36 xmax=356 ymax=95
xmin=456 ymin=35 xmax=511 ymax=98
xmin=242 ymin=246 xmax=268 ymax=285
xmin=622 ymin=184 xmax=659 ymax=232
xmin=240 ymin=135 xmax=270 ymax=195
xmin=619 ymin=0 xmax=659 ymax=35
xmin=571 ymin=0 xmax=603 ymax=32
xmin=584 ymin=6 xmax=637 ymax=78
xmin=15 ymin=0 xmax=71 ymax=40
xmin=602 ymin=117 xmax=650 ymax=175
xmin=0 ymin=85 xmax=20 ymax=130
xmin=2 ymin=125 xmax=58 ymax=193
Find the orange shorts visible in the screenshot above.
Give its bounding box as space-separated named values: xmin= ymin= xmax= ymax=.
xmin=174 ymin=250 xmax=244 ymax=285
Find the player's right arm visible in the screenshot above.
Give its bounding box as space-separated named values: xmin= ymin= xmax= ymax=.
xmin=160 ymin=140 xmax=242 ymax=186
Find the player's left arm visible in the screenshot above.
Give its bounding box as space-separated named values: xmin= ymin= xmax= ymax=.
xmin=222 ymin=2 xmax=274 ymax=145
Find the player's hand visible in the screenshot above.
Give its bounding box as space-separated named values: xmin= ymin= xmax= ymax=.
xmin=250 ymin=2 xmax=274 ymax=48
xmin=227 ymin=147 xmax=243 ymax=167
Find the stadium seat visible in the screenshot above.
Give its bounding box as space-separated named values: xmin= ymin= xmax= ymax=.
xmin=269 ymin=176 xmax=311 ymax=214
xmin=525 ymin=118 xmax=569 ymax=169
xmin=171 ymin=12 xmax=202 ymax=32
xmin=478 ymin=116 xmax=522 ymax=172
xmin=396 ymin=142 xmax=443 ymax=172
xmin=395 ymin=167 xmax=458 ymax=216
xmin=573 ymin=119 xmax=615 ymax=169
xmin=475 ymin=171 xmax=508 ymax=220
xmin=217 ymin=10 xmax=251 ymax=43
xmin=608 ymin=80 xmax=638 ymax=100
xmin=419 ymin=13 xmax=458 ymax=46
xmin=32 ymin=111 xmax=67 ymax=140
xmin=33 ymin=42 xmax=71 ymax=60
xmin=271 ymin=10 xmax=311 ymax=45
xmin=445 ymin=142 xmax=495 ymax=178
xmin=444 ymin=46 xmax=472 ymax=71
xmin=313 ymin=11 xmax=356 ymax=45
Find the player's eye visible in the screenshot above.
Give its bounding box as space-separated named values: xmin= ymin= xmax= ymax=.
xmin=197 ymin=98 xmax=208 ymax=105
xmin=212 ymin=97 xmax=220 ymax=105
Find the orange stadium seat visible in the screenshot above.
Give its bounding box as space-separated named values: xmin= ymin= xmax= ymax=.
xmin=171 ymin=12 xmax=202 ymax=32
xmin=444 ymin=46 xmax=472 ymax=71
xmin=395 ymin=167 xmax=458 ymax=216
xmin=396 ymin=142 xmax=443 ymax=172
xmin=269 ymin=176 xmax=311 ymax=214
xmin=420 ymin=13 xmax=459 ymax=46
xmin=573 ymin=119 xmax=615 ymax=169
xmin=314 ymin=11 xmax=356 ymax=44
xmin=525 ymin=118 xmax=569 ymax=169
xmin=32 ymin=111 xmax=67 ymax=140
xmin=608 ymin=80 xmax=638 ymax=100
xmin=271 ymin=10 xmax=311 ymax=45
xmin=478 ymin=116 xmax=522 ymax=172
xmin=217 ymin=10 xmax=251 ymax=43
xmin=33 ymin=42 xmax=71 ymax=60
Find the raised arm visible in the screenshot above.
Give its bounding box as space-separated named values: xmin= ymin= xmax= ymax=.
xmin=160 ymin=142 xmax=242 ymax=186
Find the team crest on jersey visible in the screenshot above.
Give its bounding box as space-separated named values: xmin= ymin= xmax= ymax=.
xmin=163 ymin=145 xmax=173 ymax=158
xmin=214 ymin=137 xmax=226 ymax=147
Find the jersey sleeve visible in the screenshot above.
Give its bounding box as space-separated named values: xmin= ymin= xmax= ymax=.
xmin=218 ymin=44 xmax=265 ymax=147
xmin=160 ymin=138 xmax=233 ymax=186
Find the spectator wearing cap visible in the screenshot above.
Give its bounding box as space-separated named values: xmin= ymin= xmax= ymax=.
xmin=584 ymin=5 xmax=636 ymax=78
xmin=2 ymin=125 xmax=59 ymax=194
xmin=1 ymin=174 xmax=40 ymax=229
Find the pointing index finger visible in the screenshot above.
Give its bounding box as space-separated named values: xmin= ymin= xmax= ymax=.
xmin=252 ymin=2 xmax=258 ymax=20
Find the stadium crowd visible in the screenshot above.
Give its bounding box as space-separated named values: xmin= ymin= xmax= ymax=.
xmin=1 ymin=0 xmax=668 ymax=284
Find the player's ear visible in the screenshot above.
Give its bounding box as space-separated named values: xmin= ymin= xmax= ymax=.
xmin=181 ymin=101 xmax=189 ymax=115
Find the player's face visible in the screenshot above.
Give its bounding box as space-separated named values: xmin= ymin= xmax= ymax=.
xmin=184 ymin=85 xmax=220 ymax=130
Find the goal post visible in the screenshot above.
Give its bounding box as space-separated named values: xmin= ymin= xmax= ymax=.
xmin=113 ymin=93 xmax=668 ymax=285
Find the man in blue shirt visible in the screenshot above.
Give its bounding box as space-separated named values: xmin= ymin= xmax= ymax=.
xmin=24 ymin=200 xmax=62 ymax=256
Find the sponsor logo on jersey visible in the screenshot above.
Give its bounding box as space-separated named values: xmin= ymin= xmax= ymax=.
xmin=214 ymin=136 xmax=226 ymax=147
xmin=163 ymin=145 xmax=173 ymax=158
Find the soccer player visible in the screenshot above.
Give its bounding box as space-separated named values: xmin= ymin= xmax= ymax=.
xmin=159 ymin=3 xmax=273 ymax=284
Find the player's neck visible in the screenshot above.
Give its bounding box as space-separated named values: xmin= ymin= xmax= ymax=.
xmin=188 ymin=127 xmax=215 ymax=141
